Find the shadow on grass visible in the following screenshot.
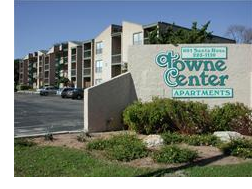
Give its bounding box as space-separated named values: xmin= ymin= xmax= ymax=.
xmin=137 ymin=154 xmax=228 ymax=177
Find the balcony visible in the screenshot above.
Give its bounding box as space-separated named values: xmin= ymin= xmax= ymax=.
xmin=63 ymin=57 xmax=68 ymax=64
xmin=33 ymin=73 xmax=37 ymax=78
xmin=44 ymin=78 xmax=49 ymax=84
xmin=71 ymin=63 xmax=76 ymax=70
xmin=83 ymin=50 xmax=91 ymax=59
xmin=71 ymin=69 xmax=76 ymax=76
xmin=83 ymin=68 xmax=91 ymax=77
xmin=112 ymin=54 xmax=121 ymax=65
xmin=44 ymin=65 xmax=49 ymax=70
xmin=71 ymin=55 xmax=76 ymax=63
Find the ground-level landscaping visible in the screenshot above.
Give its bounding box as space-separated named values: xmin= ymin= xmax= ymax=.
xmin=14 ymin=132 xmax=252 ymax=177
xmin=15 ymin=140 xmax=151 ymax=177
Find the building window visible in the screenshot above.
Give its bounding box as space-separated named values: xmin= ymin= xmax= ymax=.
xmin=133 ymin=32 xmax=143 ymax=45
xmin=96 ymin=41 xmax=103 ymax=54
xmin=95 ymin=79 xmax=102 ymax=85
xmin=95 ymin=60 xmax=103 ymax=73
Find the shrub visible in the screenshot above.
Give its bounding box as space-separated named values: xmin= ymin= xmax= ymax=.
xmin=153 ymin=145 xmax=198 ymax=163
xmin=161 ymin=132 xmax=220 ymax=146
xmin=210 ymin=103 xmax=252 ymax=135
xmin=123 ymin=98 xmax=211 ymax=135
xmin=14 ymin=138 xmax=36 ymax=147
xmin=19 ymin=85 xmax=32 ymax=90
xmin=77 ymin=132 xmax=91 ymax=142
xmin=86 ymin=138 xmax=112 ymax=150
xmin=87 ymin=134 xmax=148 ymax=161
xmin=220 ymin=139 xmax=252 ymax=158
xmin=44 ymin=133 xmax=53 ymax=141
xmin=185 ymin=134 xmax=221 ymax=146
xmin=161 ymin=132 xmax=184 ymax=145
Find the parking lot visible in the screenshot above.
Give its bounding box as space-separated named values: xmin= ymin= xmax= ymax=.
xmin=14 ymin=93 xmax=84 ymax=136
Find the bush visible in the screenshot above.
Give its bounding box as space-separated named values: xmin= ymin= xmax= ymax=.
xmin=123 ymin=98 xmax=211 ymax=135
xmin=220 ymin=139 xmax=252 ymax=158
xmin=161 ymin=132 xmax=220 ymax=146
xmin=185 ymin=134 xmax=221 ymax=146
xmin=161 ymin=132 xmax=184 ymax=145
xmin=210 ymin=103 xmax=252 ymax=135
xmin=19 ymin=85 xmax=32 ymax=90
xmin=153 ymin=145 xmax=198 ymax=163
xmin=86 ymin=138 xmax=112 ymax=150
xmin=14 ymin=138 xmax=36 ymax=147
xmin=87 ymin=134 xmax=148 ymax=161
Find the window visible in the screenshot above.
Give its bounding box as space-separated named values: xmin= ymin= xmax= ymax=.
xmin=95 ymin=79 xmax=102 ymax=85
xmin=96 ymin=41 xmax=103 ymax=54
xmin=133 ymin=32 xmax=143 ymax=45
xmin=95 ymin=60 xmax=103 ymax=73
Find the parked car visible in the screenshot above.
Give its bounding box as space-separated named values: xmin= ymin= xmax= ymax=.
xmin=61 ymin=87 xmax=74 ymax=98
xmin=71 ymin=88 xmax=84 ymax=100
xmin=40 ymin=86 xmax=58 ymax=96
xmin=56 ymin=88 xmax=64 ymax=96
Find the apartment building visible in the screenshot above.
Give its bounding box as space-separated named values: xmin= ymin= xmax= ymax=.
xmin=36 ymin=50 xmax=47 ymax=88
xmin=82 ymin=39 xmax=94 ymax=88
xmin=19 ymin=21 xmax=235 ymax=89
xmin=68 ymin=41 xmax=83 ymax=88
xmin=19 ymin=52 xmax=38 ymax=88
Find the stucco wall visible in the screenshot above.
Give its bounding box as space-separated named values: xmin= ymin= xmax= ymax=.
xmin=122 ymin=21 xmax=143 ymax=63
xmin=94 ymin=26 xmax=112 ymax=84
xmin=84 ymin=72 xmax=137 ymax=132
xmin=128 ymin=44 xmax=252 ymax=107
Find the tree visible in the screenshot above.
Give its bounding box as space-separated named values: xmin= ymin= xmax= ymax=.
xmin=56 ymin=77 xmax=69 ymax=87
xmin=225 ymin=25 xmax=252 ymax=44
xmin=14 ymin=59 xmax=20 ymax=85
xmin=147 ymin=21 xmax=213 ymax=45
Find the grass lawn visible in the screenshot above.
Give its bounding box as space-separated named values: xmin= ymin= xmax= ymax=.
xmin=14 ymin=144 xmax=151 ymax=177
xmin=14 ymin=139 xmax=252 ymax=177
xmin=185 ymin=162 xmax=252 ymax=177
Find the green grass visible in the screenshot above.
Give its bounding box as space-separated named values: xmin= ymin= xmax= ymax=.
xmin=185 ymin=162 xmax=252 ymax=177
xmin=14 ymin=143 xmax=151 ymax=177
xmin=14 ymin=139 xmax=252 ymax=177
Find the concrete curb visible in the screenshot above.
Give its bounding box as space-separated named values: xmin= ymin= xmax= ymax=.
xmin=14 ymin=130 xmax=83 ymax=138
xmin=17 ymin=91 xmax=39 ymax=94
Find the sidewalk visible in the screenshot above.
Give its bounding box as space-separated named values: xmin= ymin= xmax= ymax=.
xmin=17 ymin=90 xmax=39 ymax=94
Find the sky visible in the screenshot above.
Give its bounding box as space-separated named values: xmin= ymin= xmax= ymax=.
xmin=14 ymin=0 xmax=252 ymax=59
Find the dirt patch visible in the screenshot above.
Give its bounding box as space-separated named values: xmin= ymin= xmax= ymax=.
xmin=28 ymin=131 xmax=252 ymax=169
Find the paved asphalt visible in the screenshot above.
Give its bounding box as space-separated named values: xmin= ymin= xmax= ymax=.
xmin=14 ymin=93 xmax=84 ymax=136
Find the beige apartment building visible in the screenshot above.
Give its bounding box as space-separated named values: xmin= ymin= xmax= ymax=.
xmin=82 ymin=39 xmax=94 ymax=88
xmin=19 ymin=21 xmax=235 ymax=89
xmin=92 ymin=21 xmax=234 ymax=85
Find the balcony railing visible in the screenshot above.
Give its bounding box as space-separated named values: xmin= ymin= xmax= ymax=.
xmin=44 ymin=79 xmax=49 ymax=84
xmin=71 ymin=55 xmax=76 ymax=62
xmin=63 ymin=57 xmax=68 ymax=64
xmin=83 ymin=68 xmax=91 ymax=76
xmin=71 ymin=70 xmax=76 ymax=76
xmin=112 ymin=54 xmax=121 ymax=64
xmin=44 ymin=65 xmax=49 ymax=70
xmin=84 ymin=50 xmax=91 ymax=58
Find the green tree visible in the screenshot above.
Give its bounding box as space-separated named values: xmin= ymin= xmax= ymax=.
xmin=147 ymin=21 xmax=213 ymax=45
xmin=14 ymin=59 xmax=20 ymax=85
xmin=56 ymin=77 xmax=69 ymax=87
